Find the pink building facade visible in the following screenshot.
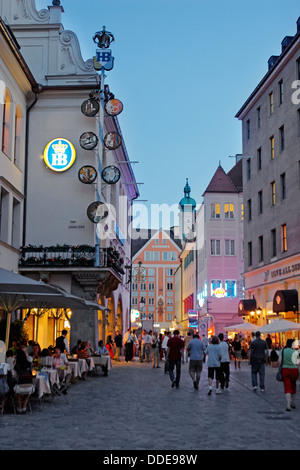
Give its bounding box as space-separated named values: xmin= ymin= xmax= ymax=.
xmin=196 ymin=161 xmax=244 ymax=335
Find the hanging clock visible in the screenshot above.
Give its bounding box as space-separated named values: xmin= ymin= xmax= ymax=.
xmin=79 ymin=132 xmax=98 ymax=150
xmin=105 ymin=98 xmax=123 ymax=116
xmin=81 ymin=98 xmax=99 ymax=117
xmin=103 ymin=131 xmax=122 ymax=150
xmin=87 ymin=201 xmax=109 ymax=224
xmin=102 ymin=165 xmax=121 ymax=184
xmin=78 ymin=166 xmax=97 ymax=184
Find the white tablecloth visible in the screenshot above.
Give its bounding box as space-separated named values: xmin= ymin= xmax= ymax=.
xmin=92 ymin=355 xmax=112 ymax=371
xmin=86 ymin=357 xmax=95 ymax=371
xmin=34 ymin=373 xmax=51 ymax=399
xmin=78 ymin=359 xmax=89 ymax=374
xmin=68 ymin=361 xmax=81 ymax=378
xmin=41 ymin=368 xmax=60 ymax=386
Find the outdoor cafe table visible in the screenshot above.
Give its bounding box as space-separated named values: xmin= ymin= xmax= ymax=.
xmin=92 ymin=355 xmax=112 ymax=371
xmin=78 ymin=358 xmax=89 ymax=375
xmin=33 ymin=372 xmax=51 ymax=399
xmin=86 ymin=357 xmax=95 ymax=371
xmin=68 ymin=360 xmax=81 ymax=378
xmin=41 ymin=367 xmax=60 ymax=387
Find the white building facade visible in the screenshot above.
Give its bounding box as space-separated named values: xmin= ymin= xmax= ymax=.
xmin=0 ymin=0 xmax=139 ymax=349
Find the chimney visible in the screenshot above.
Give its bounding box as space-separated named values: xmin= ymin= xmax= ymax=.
xmin=297 ymin=17 xmax=300 ymax=34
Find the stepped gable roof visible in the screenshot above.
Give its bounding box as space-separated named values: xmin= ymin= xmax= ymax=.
xmin=227 ymin=158 xmax=243 ymax=192
xmin=131 ymin=228 xmax=181 ymax=257
xmin=202 ymin=164 xmax=239 ymax=196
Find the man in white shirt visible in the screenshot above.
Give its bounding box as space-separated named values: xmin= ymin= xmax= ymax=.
xmin=123 ymin=329 xmax=134 ymax=362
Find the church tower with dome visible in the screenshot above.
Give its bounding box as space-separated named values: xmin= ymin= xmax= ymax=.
xmin=178 ymin=179 xmax=197 ymax=242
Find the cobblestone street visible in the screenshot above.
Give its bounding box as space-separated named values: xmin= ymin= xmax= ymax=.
xmin=1 ymin=357 xmax=300 ymax=453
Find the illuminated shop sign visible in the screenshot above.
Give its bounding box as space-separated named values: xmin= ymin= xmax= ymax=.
xmin=188 ymin=310 xmax=198 ymax=329
xmin=44 ymin=138 xmax=76 ymax=172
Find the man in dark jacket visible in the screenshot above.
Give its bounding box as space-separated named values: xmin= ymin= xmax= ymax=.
xmin=166 ymin=330 xmax=185 ymax=389
xmin=248 ymin=331 xmax=268 ymax=392
xmin=114 ymin=330 xmax=123 ymax=361
xmin=55 ymin=330 xmax=69 ymax=354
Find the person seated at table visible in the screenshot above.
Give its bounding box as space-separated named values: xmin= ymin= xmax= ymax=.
xmin=30 ymin=342 xmax=42 ymax=372
xmin=6 ymin=350 xmax=17 ymax=400
xmin=96 ymin=341 xmax=109 ymax=376
xmin=14 ymin=340 xmax=33 ymax=413
xmin=77 ymin=341 xmax=90 ymax=359
xmin=86 ymin=341 xmax=95 ymax=356
xmin=96 ymin=340 xmax=109 ymax=356
xmin=8 ymin=340 xmax=18 ymax=356
xmin=71 ymin=339 xmax=82 ymax=355
xmin=52 ymin=346 xmax=69 ymax=394
xmin=52 ymin=346 xmax=69 ymax=368
xmin=41 ymin=348 xmax=51 ymax=357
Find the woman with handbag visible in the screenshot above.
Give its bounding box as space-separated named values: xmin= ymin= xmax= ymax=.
xmin=278 ymin=339 xmax=299 ymax=411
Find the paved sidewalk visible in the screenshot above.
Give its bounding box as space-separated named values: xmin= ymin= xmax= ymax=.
xmin=1 ymin=358 xmax=300 ymax=451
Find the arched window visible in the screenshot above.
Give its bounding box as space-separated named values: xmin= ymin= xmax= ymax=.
xmin=2 ymin=88 xmax=12 ymax=156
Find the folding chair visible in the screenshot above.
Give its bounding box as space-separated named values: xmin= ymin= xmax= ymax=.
xmin=13 ymin=371 xmax=35 ymax=414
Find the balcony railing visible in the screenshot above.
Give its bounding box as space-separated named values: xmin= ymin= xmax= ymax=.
xmin=19 ymin=244 xmax=125 ymax=276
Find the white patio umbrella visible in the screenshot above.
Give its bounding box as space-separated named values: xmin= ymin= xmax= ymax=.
xmin=0 ymin=268 xmax=62 ymax=349
xmin=224 ymin=322 xmax=257 ymax=332
xmin=259 ymin=318 xmax=300 ymax=334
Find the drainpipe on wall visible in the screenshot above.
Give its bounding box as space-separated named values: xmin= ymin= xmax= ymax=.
xmin=22 ymin=85 xmax=43 ymax=247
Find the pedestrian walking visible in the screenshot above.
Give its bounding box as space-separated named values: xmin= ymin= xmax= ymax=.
xmin=232 ymin=334 xmax=242 ymax=369
xmin=140 ymin=330 xmax=152 ymax=362
xmin=151 ymin=332 xmax=161 ymax=368
xmin=162 ymin=331 xmax=171 ymax=374
xmin=166 ymin=330 xmax=185 ymax=388
xmin=205 ymin=335 xmax=222 ymax=395
xmin=218 ymin=333 xmax=230 ymax=389
xmin=202 ymin=335 xmax=209 ymax=362
xmin=114 ymin=330 xmax=122 ymax=361
xmin=123 ymin=329 xmax=134 ymax=362
xmin=187 ymin=334 xmax=205 ymax=389
xmin=248 ymin=331 xmax=268 ymax=392
xmin=184 ymin=331 xmax=193 ymax=362
xmin=278 ymin=339 xmax=299 ymax=411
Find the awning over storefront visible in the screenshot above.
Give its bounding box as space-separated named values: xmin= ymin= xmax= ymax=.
xmin=238 ymin=298 xmax=256 ymax=316
xmin=273 ymin=289 xmax=298 ymax=313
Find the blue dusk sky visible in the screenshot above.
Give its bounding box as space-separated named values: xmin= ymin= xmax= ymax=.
xmin=35 ymin=0 xmax=300 ymax=228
